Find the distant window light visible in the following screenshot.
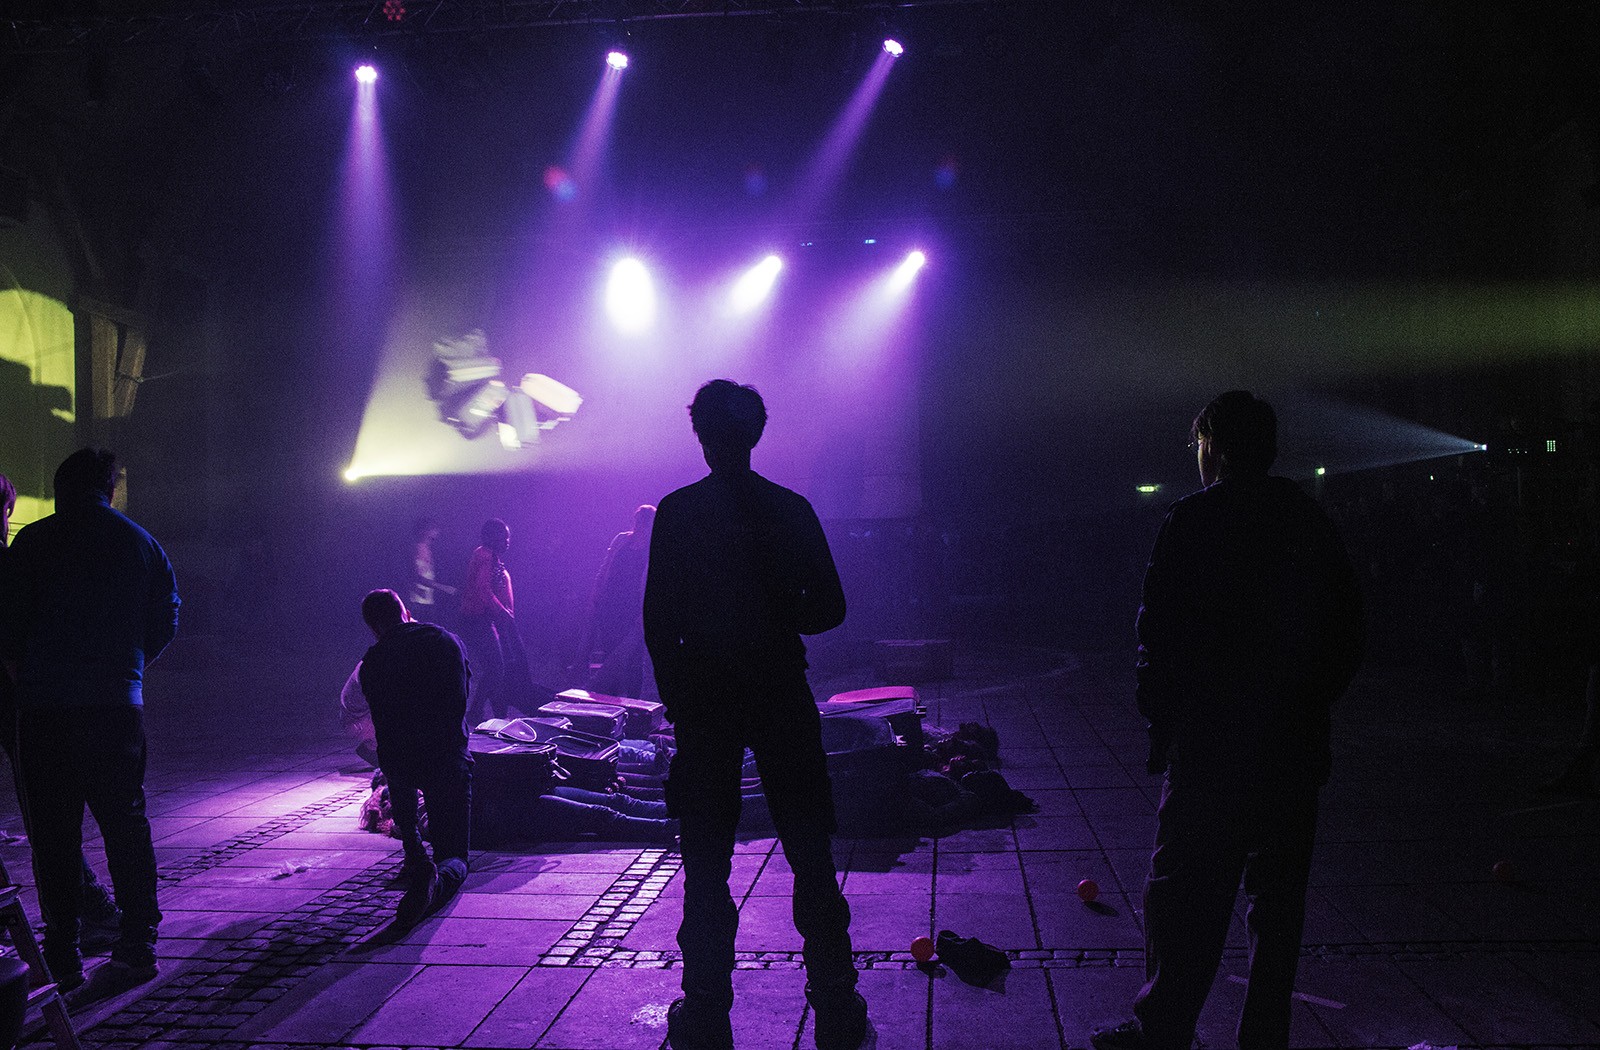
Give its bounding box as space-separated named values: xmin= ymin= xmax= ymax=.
xmin=863 ymin=238 xmax=877 ymax=245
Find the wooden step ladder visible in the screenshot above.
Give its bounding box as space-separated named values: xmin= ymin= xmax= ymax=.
xmin=0 ymin=859 xmax=83 ymax=1050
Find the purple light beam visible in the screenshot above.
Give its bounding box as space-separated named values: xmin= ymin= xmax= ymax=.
xmin=781 ymin=49 xmax=898 ymax=227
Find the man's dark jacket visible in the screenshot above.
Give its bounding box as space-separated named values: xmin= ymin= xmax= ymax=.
xmin=1136 ymin=474 xmax=1362 ymax=786
xmin=0 ymin=494 xmax=179 ymax=709
xmin=643 ymin=468 xmax=845 ymax=718
xmin=359 ymin=621 xmax=470 ymax=768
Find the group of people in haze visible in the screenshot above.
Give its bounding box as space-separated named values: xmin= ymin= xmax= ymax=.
xmin=2 ymin=382 xmax=1364 ymax=1050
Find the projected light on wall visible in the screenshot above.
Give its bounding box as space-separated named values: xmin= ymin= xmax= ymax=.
xmin=730 ymin=255 xmax=783 ymax=314
xmin=0 ymin=288 xmax=76 ymax=532
xmin=606 ymin=257 xmax=656 ymax=334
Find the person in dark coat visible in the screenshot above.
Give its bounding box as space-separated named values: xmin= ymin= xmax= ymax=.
xmin=358 ymin=589 xmax=473 ymax=924
xmin=644 ymin=380 xmax=865 ymax=1050
xmin=0 ymin=450 xmax=179 ymax=996
xmin=1094 ymin=392 xmax=1363 ymax=1050
xmin=0 ymin=472 xmax=123 ymax=972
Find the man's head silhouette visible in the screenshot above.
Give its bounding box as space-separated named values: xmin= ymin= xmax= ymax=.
xmin=1191 ymin=391 xmax=1276 ymax=486
xmin=689 ymin=380 xmax=766 ymax=472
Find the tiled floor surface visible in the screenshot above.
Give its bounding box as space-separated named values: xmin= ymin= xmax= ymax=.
xmin=3 ymin=638 xmax=1597 ymax=1049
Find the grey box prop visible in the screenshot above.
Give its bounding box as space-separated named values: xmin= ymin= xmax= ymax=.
xmin=537 ymin=700 xmax=627 ymax=740
xmin=555 ymin=688 xmax=665 ymax=738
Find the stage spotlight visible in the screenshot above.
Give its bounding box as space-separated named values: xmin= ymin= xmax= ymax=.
xmin=354 ymin=64 xmax=378 ymax=85
xmin=731 ymin=254 xmax=783 ymax=314
xmin=883 ymin=39 xmax=904 ymax=57
xmin=606 ymin=257 xmax=656 ymax=333
xmin=606 ymin=50 xmax=630 ymax=71
xmin=887 ymin=249 xmax=927 ymax=292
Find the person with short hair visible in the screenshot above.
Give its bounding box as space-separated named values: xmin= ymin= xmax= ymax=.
xmin=0 ymin=449 xmax=179 ymax=997
xmin=645 ymin=380 xmax=865 ymax=1050
xmin=358 ymin=588 xmax=473 ymax=924
xmin=0 ymin=471 xmax=123 ymax=965
xmin=1093 ymin=392 xmax=1363 ymax=1050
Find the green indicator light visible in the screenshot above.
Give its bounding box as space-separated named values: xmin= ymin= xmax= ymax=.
xmin=1314 ymin=467 xmax=1326 ymax=476
xmin=1136 ymin=484 xmax=1160 ymax=494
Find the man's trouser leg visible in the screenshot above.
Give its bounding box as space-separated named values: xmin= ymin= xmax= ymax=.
xmin=77 ymin=707 xmax=162 ymax=966
xmin=666 ymin=720 xmax=743 ymax=1010
xmin=419 ymin=753 xmax=473 ymax=893
xmin=749 ymin=696 xmax=855 ymax=994
xmin=383 ymin=766 xmax=431 ymax=868
xmin=15 ymin=711 xmax=87 ymax=967
xmin=1134 ymin=780 xmax=1246 ymax=1050
xmin=1237 ymin=788 xmax=1319 ymax=1050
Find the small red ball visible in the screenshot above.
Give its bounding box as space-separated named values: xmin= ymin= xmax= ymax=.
xmin=910 ymin=935 xmax=935 ymax=963
xmin=1492 ymin=860 xmax=1516 ymax=884
xmin=1077 ymin=878 xmax=1099 ymax=902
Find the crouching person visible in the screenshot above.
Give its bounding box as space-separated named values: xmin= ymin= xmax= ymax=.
xmin=359 ymin=589 xmax=473 ymax=924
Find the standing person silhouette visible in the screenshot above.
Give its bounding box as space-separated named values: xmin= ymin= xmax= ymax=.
xmin=644 ymin=380 xmax=865 ymax=1050
xmin=1093 ymin=392 xmax=1363 ymax=1050
xmin=0 ymin=472 xmax=122 ymax=970
xmin=458 ymin=518 xmax=529 ymax=722
xmin=0 ymin=449 xmax=179 ymax=998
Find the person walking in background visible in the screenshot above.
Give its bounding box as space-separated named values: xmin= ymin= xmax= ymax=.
xmin=406 ymin=517 xmax=456 ymax=627
xmin=358 ymin=588 xmax=473 ymax=925
xmin=1093 ymin=392 xmax=1363 ymax=1050
xmin=580 ymin=503 xmax=655 ymax=698
xmin=458 ymin=518 xmax=530 ymax=723
xmin=645 ymin=380 xmax=865 ymax=1050
xmin=0 ymin=450 xmax=179 ymax=999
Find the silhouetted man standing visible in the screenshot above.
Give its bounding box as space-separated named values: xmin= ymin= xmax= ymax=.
xmin=645 ymin=380 xmax=865 ymax=1050
xmin=359 ymin=589 xmax=473 ymax=924
xmin=0 ymin=449 xmax=178 ymax=996
xmin=1094 ymin=392 xmax=1362 ymax=1050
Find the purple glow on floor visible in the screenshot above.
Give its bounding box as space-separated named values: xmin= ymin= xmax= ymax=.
xmin=781 ymin=49 xmax=897 ymax=226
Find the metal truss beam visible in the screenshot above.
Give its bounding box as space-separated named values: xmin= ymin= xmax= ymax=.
xmin=2 ymin=0 xmax=1004 ymax=53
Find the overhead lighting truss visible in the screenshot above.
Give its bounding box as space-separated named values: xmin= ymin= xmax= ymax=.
xmin=2 ymin=0 xmax=1000 ymax=53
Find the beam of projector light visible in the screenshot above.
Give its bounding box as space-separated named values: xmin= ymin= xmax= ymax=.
xmin=780 ymin=49 xmax=897 ymax=226
xmin=606 ymin=257 xmax=656 ymax=333
xmin=338 ymin=70 xmax=395 ymax=297
xmin=565 ymin=56 xmax=626 ymax=198
xmin=730 ymin=255 xmax=783 ymax=314
xmin=1276 ymin=400 xmax=1484 ymax=478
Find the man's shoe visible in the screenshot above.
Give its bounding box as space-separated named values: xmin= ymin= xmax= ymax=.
xmin=935 ymin=929 xmax=1010 ymax=987
xmin=808 ymin=987 xmax=868 ymax=1050
xmin=396 ymin=860 xmax=439 ymax=927
xmin=666 ymin=996 xmax=734 ymax=1050
xmin=1090 ymin=1020 xmax=1148 ymax=1050
xmin=68 ymin=958 xmax=158 ymax=1006
xmin=41 ymin=942 xmax=84 ymax=993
